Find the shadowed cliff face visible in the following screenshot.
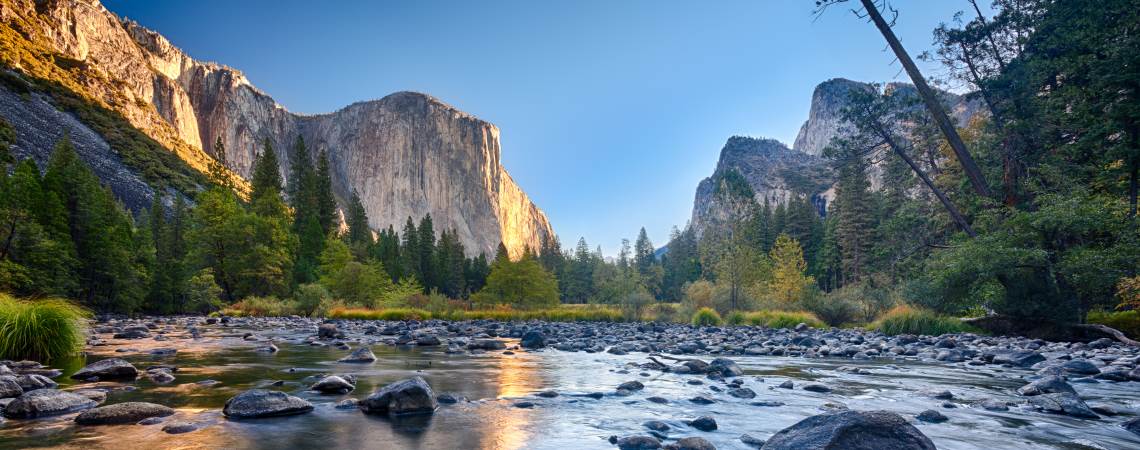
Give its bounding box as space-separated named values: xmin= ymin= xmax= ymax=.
xmin=2 ymin=0 xmax=553 ymax=258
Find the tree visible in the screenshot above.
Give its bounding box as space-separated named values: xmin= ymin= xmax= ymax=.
xmin=315 ymin=150 xmax=338 ymax=233
xmin=318 ymin=236 xmax=393 ymax=307
xmin=472 ymin=257 xmax=559 ymax=309
xmin=828 ymin=140 xmax=875 ymax=284
xmin=208 ymin=137 xmax=233 ymax=190
xmin=249 ymin=138 xmax=287 ymax=219
xmin=702 ymin=219 xmax=767 ymax=312
xmin=345 ymin=190 xmax=371 ymax=246
xmin=768 ymin=234 xmax=816 ymax=305
xmin=633 ymin=227 xmax=655 ymax=274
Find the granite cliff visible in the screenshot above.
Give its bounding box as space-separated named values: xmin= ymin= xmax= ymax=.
xmin=0 ymin=0 xmax=553 ymax=258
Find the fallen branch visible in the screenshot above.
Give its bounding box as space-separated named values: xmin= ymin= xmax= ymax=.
xmin=1073 ymin=323 xmax=1140 ymax=346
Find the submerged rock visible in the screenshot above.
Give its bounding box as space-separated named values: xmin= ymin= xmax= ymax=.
xmin=1028 ymin=393 xmax=1099 ymax=419
xmin=1018 ymin=376 xmax=1076 ymax=396
xmin=664 ymin=437 xmax=715 ymax=450
xmin=2 ymin=389 xmax=97 ymax=419
xmin=338 ymin=347 xmax=377 ymax=363
xmin=71 ymin=358 xmax=138 ymax=381
xmin=762 ymin=410 xmax=936 ymax=450
xmin=687 ymin=416 xmax=718 ymax=431
xmin=74 ymin=402 xmax=174 ymax=425
xmin=616 ymin=435 xmax=662 ymax=450
xmin=360 ymin=376 xmax=437 ymax=416
xmin=916 ymin=409 xmax=949 ymax=423
xmin=222 ymin=389 xmax=314 ymax=418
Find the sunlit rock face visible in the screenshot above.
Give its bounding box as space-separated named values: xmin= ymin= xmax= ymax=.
xmin=3 ymin=0 xmax=553 ymax=258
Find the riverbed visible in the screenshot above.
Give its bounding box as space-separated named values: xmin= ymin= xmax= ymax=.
xmin=1 ymin=317 xmax=1138 ymax=449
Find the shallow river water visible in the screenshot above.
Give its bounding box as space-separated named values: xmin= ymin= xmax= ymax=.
xmin=1 ymin=321 xmax=1138 ymax=449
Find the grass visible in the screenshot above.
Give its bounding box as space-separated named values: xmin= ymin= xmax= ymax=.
xmin=744 ymin=310 xmax=825 ymax=329
xmin=691 ymin=307 xmax=723 ymax=326
xmin=326 ymin=305 xmax=626 ymax=323
xmin=0 ymin=293 xmax=90 ymax=362
xmin=871 ymin=305 xmax=971 ymax=336
xmin=220 ymin=296 xmax=298 ymax=317
xmin=1087 ymin=310 xmax=1140 ymax=339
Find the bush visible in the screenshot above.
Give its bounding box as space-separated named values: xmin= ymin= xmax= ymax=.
xmin=186 ymin=268 xmax=223 ymax=313
xmin=620 ymin=291 xmax=654 ymax=321
xmin=294 ymin=284 xmax=330 ymax=317
xmin=725 ymin=311 xmax=747 ymax=326
xmin=801 ymin=287 xmax=865 ymax=326
xmin=648 ymin=303 xmax=679 ymax=322
xmin=872 ymin=305 xmax=970 ymax=336
xmin=679 ymin=280 xmax=715 ymax=319
xmin=223 ymin=296 xmax=297 ymax=317
xmin=691 ymin=307 xmax=723 ymax=326
xmin=0 ymin=293 xmax=89 ymax=361
xmin=325 ymin=305 xmax=626 ymax=323
xmin=1087 ymin=310 xmax=1140 ymax=339
xmin=744 ymin=310 xmax=824 ymax=329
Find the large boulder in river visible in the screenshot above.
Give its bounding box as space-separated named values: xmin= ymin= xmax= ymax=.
xmin=70 ymin=358 xmax=138 ymax=381
xmin=520 ymin=330 xmax=546 ymax=349
xmin=222 ymin=389 xmax=314 ymax=418
xmin=74 ymin=402 xmax=174 ymax=424
xmin=318 ymin=323 xmax=340 ymax=339
xmin=360 ymin=376 xmax=437 ymax=416
xmin=2 ymin=389 xmax=97 ymax=419
xmin=761 ymin=410 xmax=936 ymax=450
xmin=709 ymin=358 xmax=743 ymax=377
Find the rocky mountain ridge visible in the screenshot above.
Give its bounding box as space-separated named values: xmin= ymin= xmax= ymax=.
xmin=0 ymin=0 xmax=553 ymax=258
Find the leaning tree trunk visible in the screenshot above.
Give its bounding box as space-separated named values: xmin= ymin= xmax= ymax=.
xmin=877 ymin=124 xmax=977 ymax=237
xmin=859 ymin=0 xmax=994 ymax=199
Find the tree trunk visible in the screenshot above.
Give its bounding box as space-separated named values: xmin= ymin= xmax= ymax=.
xmin=881 ymin=131 xmax=977 ymax=237
xmin=859 ymin=0 xmax=993 ymax=199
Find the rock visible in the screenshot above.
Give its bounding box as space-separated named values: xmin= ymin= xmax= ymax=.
xmin=618 ymin=381 xmax=645 ymax=392
xmin=338 ymin=346 xmax=377 ymax=363
xmin=436 ymin=393 xmax=465 ymax=404
xmin=0 ymin=376 xmax=22 ymax=399
xmin=318 ymin=323 xmax=339 ymax=339
xmin=148 ymin=370 xmax=176 ymax=384
xmin=665 ymin=437 xmax=716 ymax=450
xmin=709 ymin=358 xmax=743 ymax=377
xmin=1060 ymin=359 xmax=1100 ymax=375
xmin=514 ymin=401 xmax=535 ymax=408
xmin=520 ymin=330 xmax=546 ymax=349
xmin=687 ymin=416 xmax=717 ymax=431
xmin=336 ymin=398 xmax=361 ymax=409
xmin=1124 ymin=417 xmax=1140 ymax=436
xmin=468 ymin=339 xmax=507 ymax=350
xmin=162 ymin=421 xmax=210 ymax=434
xmin=778 ymin=380 xmax=794 ymax=389
xmin=728 ymin=387 xmax=756 ymax=399
xmin=1017 ymin=376 xmax=1076 ymax=396
xmin=752 ymin=401 xmax=785 ymax=407
xmin=74 ymin=402 xmax=174 ymax=425
xmin=535 ymin=390 xmax=559 ymax=398
xmin=915 ymin=409 xmax=948 ymax=423
xmin=1027 ymin=393 xmax=1099 ymax=419
xmin=311 ymin=375 xmax=355 ymax=394
xmin=15 ymin=374 xmax=57 ymax=390
xmin=740 ymin=434 xmax=765 ymax=448
xmin=3 ymin=389 xmax=97 ymax=419
xmin=616 ymin=435 xmax=662 ymax=450
xmin=795 ymin=323 xmax=810 ymax=332
xmin=647 ymin=396 xmax=668 ymax=404
xmin=802 ymin=383 xmax=831 ymax=393
xmin=644 ymin=420 xmax=670 ymax=432
xmin=689 ymin=395 xmax=715 ymax=405
xmin=222 ymin=389 xmax=314 ymax=418
xmin=980 ymin=399 xmax=1009 ymax=411
xmin=923 ymin=390 xmax=953 ymax=400
xmin=416 ymin=335 xmax=442 ymax=346
xmin=71 ymin=358 xmax=138 ymax=381
xmin=360 ymin=376 xmax=438 ymax=416
xmin=762 ymin=410 xmax=936 ymax=450
xmin=113 ymin=327 xmax=150 ymax=339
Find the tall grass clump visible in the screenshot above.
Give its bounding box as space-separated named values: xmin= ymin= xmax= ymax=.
xmin=0 ymin=294 xmax=90 ymax=362
xmin=221 ymin=296 xmax=298 ymax=317
xmin=872 ymin=305 xmax=969 ymax=336
xmin=744 ymin=310 xmax=824 ymax=329
xmin=691 ymin=307 xmax=723 ymax=326
xmin=326 ymin=305 xmax=625 ymax=323
xmin=725 ymin=311 xmax=747 ymax=326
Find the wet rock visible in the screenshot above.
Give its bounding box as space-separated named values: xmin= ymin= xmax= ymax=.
xmin=1060 ymin=359 xmax=1100 ymax=376
xmin=740 ymin=433 xmax=765 ymax=448
xmin=762 ymin=410 xmax=936 ymax=450
xmin=336 ymin=398 xmax=361 ymax=409
xmin=1124 ymin=417 xmax=1140 ymax=436
xmin=664 ymin=437 xmax=715 ymax=450
xmin=468 ymin=339 xmax=507 ymax=350
xmin=113 ymin=327 xmax=150 ymax=339
xmin=992 ymin=351 xmax=1045 ymax=367
xmin=360 ymin=376 xmax=437 ymax=416
xmin=751 ymin=401 xmax=785 ymax=407
xmin=644 ymin=420 xmax=670 ymax=432
xmin=709 ymin=358 xmax=743 ymax=377
xmin=687 ymin=416 xmax=717 ymax=431
xmin=980 ymin=399 xmax=1009 ymax=411
xmin=801 ymin=383 xmax=831 ymax=393
xmin=728 ymin=387 xmax=756 ymax=399
xmin=514 ymin=401 xmax=535 ymax=408
xmin=520 ymin=330 xmax=546 ymax=349
xmin=74 ymin=402 xmax=174 ymax=425
xmin=338 ymin=347 xmax=377 ymax=363
xmin=255 ymin=343 xmax=279 ymax=353
xmin=777 ymin=380 xmax=794 ymax=389
xmin=1018 ymin=376 xmax=1076 ymax=396
xmin=618 ymin=381 xmax=645 ymax=392
xmin=71 ymin=358 xmax=138 ymax=381
xmin=689 ymin=395 xmax=715 ymax=405
xmin=222 ymin=389 xmax=314 ymax=418
xmin=318 ymin=323 xmax=340 ymax=339
xmin=15 ymin=374 xmax=57 ymax=390
xmin=311 ymin=375 xmax=355 ymax=394
xmin=647 ymin=396 xmax=668 ymax=404
xmin=138 ymin=416 xmax=166 ymax=425
xmin=0 ymin=376 xmax=23 ymax=399
xmin=2 ymin=389 xmax=97 ymax=419
xmin=916 ymin=409 xmax=948 ymax=423
xmin=162 ymin=421 xmax=210 ymax=434
xmin=1027 ymin=393 xmax=1098 ymax=419
xmin=416 ymin=335 xmax=442 ymax=346
xmin=436 ymin=393 xmax=465 ymax=404
xmin=616 ymin=435 xmax=662 ymax=450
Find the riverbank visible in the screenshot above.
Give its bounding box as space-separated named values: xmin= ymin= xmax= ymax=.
xmin=1 ymin=316 xmax=1139 ymax=449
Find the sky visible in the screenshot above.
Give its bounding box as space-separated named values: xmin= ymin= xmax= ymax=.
xmin=104 ymin=0 xmax=982 ymax=256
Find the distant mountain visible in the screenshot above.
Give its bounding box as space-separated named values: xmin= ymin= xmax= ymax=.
xmin=0 ymin=0 xmax=553 ymax=258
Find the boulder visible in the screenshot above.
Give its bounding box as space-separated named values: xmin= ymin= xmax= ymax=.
xmin=709 ymin=358 xmax=743 ymax=377
xmin=618 ymin=381 xmax=645 ymax=392
xmin=360 ymin=376 xmax=437 ymax=416
xmin=74 ymin=402 xmax=174 ymax=425
xmin=520 ymin=330 xmax=546 ymax=349
xmin=467 ymin=339 xmax=506 ymax=350
xmin=1124 ymin=417 xmax=1140 ymax=437
xmin=162 ymin=421 xmax=210 ymax=434
xmin=665 ymin=437 xmax=716 ymax=450
xmin=1017 ymin=376 xmax=1076 ymax=396
xmin=762 ymin=410 xmax=936 ymax=450
xmin=915 ymin=409 xmax=948 ymax=423
xmin=16 ymin=374 xmax=58 ymax=390
xmin=71 ymin=358 xmax=138 ymax=381
xmin=992 ymin=351 xmax=1045 ymax=367
xmin=616 ymin=435 xmax=662 ymax=450
xmin=338 ymin=347 xmax=377 ymax=363
xmin=311 ymin=375 xmax=355 ymax=394
xmin=687 ymin=416 xmax=718 ymax=431
xmin=0 ymin=376 xmax=22 ymax=399
xmin=318 ymin=323 xmax=340 ymax=339
xmin=222 ymin=389 xmax=314 ymax=418
xmin=416 ymin=335 xmax=442 ymax=346
xmin=1027 ymin=393 xmax=1098 ymax=419
xmin=2 ymin=389 xmax=97 ymax=419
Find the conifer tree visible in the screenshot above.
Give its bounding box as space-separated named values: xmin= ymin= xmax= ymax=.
xmin=315 ymin=150 xmax=338 ymax=234
xmin=250 ymin=138 xmax=287 ymax=218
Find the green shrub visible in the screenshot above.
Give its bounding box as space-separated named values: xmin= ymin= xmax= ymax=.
xmin=725 ymin=311 xmax=747 ymax=326
xmin=872 ymin=305 xmax=970 ymax=336
xmin=648 ymin=303 xmax=679 ymax=323
xmin=325 ymin=305 xmax=627 ymax=323
xmin=744 ymin=310 xmax=824 ymax=329
xmin=223 ymin=296 xmax=298 ymax=317
xmin=691 ymin=307 xmax=723 ymax=326
xmin=0 ymin=293 xmax=89 ymax=361
xmin=620 ymin=292 xmax=654 ymax=321
xmin=1087 ymin=310 xmax=1140 ymax=339
xmin=801 ymin=288 xmax=864 ymax=326
xmin=294 ymin=284 xmax=330 ymax=317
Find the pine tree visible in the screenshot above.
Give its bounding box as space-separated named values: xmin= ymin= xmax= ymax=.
xmin=832 ymin=146 xmax=874 ymax=285
xmin=315 ymin=150 xmax=338 ymax=234
xmin=208 ymin=137 xmax=233 ymax=190
xmin=633 ymin=227 xmax=655 ymax=275
xmin=249 ymin=138 xmax=287 ymax=218
xmin=400 ymin=217 xmax=419 ymax=281
xmin=345 ymin=190 xmax=371 ymax=245
xmin=417 ymin=214 xmax=436 ymax=291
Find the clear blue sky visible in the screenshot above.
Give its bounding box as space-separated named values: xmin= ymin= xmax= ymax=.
xmin=104 ymin=0 xmax=981 ymax=256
